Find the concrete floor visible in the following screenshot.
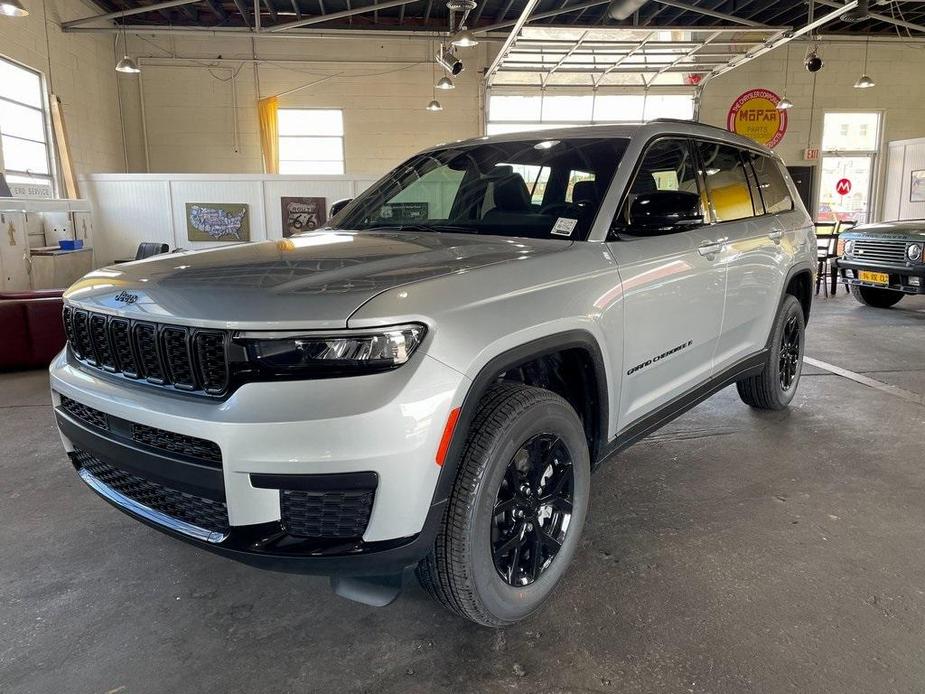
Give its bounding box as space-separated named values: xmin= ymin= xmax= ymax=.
xmin=2 ymin=292 xmax=925 ymax=694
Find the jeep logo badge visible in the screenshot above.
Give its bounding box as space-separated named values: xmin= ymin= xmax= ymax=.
xmin=114 ymin=290 xmax=139 ymax=304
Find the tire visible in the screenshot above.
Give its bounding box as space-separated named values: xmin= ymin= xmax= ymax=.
xmin=850 ymin=284 xmax=904 ymax=308
xmin=416 ymin=383 xmax=590 ymax=627
xmin=736 ymin=294 xmax=805 ymax=410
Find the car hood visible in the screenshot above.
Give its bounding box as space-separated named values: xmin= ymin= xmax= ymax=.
xmin=64 ymin=231 xmax=570 ymax=329
xmin=842 ymin=220 xmax=925 ymax=239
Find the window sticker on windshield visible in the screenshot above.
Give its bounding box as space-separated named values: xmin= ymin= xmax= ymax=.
xmin=551 ymin=217 xmax=578 ymax=237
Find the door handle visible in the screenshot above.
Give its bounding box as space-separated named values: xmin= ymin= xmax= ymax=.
xmin=698 ymin=239 xmax=725 ymax=257
xmin=769 ymin=230 xmax=783 ymax=244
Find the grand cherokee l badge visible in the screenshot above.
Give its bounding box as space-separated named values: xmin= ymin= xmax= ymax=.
xmin=627 ymin=340 xmax=694 ymax=375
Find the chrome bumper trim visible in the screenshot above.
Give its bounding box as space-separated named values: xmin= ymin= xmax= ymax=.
xmin=78 ymin=468 xmax=229 ymax=544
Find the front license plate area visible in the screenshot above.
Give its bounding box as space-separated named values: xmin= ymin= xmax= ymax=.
xmin=859 ymin=270 xmax=890 ymax=285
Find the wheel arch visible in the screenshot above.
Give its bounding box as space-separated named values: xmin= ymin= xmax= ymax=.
xmin=434 ymin=330 xmax=609 ymax=507
xmin=782 ymin=264 xmax=813 ymax=327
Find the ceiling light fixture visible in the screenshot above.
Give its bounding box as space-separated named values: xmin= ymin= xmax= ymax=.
xmin=115 ymin=8 xmax=141 ymax=74
xmin=776 ymin=97 xmax=794 ymax=111
xmin=0 ymin=0 xmax=28 ymax=16
xmin=436 ymin=75 xmax=455 ymax=90
xmin=777 ymin=42 xmax=793 ymax=110
xmin=436 ymin=45 xmax=464 ymax=76
xmin=427 ymin=37 xmax=443 ymax=112
xmin=451 ymin=27 xmax=478 ymax=48
xmin=854 ymin=35 xmax=875 ymax=89
xmin=115 ymin=56 xmax=141 ymax=73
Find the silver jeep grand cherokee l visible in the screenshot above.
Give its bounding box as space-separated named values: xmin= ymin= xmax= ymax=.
xmin=51 ymin=121 xmax=815 ymax=626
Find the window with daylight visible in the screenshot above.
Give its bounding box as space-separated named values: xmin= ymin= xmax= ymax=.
xmin=0 ymin=56 xmax=54 ymax=198
xmin=278 ymin=109 xmax=345 ymax=175
xmin=486 ymin=93 xmax=695 ymax=136
xmin=817 ymin=112 xmax=881 ymax=224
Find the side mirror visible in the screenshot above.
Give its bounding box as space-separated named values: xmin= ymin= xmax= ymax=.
xmin=329 ymin=198 xmax=353 ymax=218
xmin=628 ymin=191 xmax=704 ymax=234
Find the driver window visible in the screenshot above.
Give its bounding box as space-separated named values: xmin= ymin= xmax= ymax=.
xmin=615 ymin=138 xmax=707 ymax=235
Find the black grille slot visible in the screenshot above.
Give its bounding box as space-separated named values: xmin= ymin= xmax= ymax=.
xmin=63 ymin=306 xmax=230 ymax=397
xmin=162 ymin=327 xmax=196 ymax=390
xmin=62 ymin=306 xmax=77 ymax=355
xmin=89 ymin=314 xmax=116 ymax=371
xmin=134 ymin=323 xmax=165 ymax=384
xmin=194 ymin=331 xmax=229 ymax=394
xmin=853 ymin=240 xmax=907 ymax=264
xmin=131 ymin=423 xmax=222 ymax=467
xmin=280 ymin=488 xmax=375 ymax=539
xmin=73 ymin=310 xmax=95 ymax=365
xmin=110 ymin=319 xmax=139 ymax=378
xmin=74 ymin=449 xmax=229 ymax=535
xmin=60 ymin=395 xmax=108 ymax=430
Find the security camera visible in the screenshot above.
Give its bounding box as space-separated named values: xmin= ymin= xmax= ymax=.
xmin=436 ymin=46 xmax=464 ymax=76
xmin=804 ymin=50 xmax=824 ymax=73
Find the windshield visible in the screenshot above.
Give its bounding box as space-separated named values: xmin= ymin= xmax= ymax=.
xmin=329 ymin=137 xmax=629 ymax=241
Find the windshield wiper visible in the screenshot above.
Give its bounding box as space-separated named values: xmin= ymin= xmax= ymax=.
xmin=357 ymin=223 xmax=479 ymax=234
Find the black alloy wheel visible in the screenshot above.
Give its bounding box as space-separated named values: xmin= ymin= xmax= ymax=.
xmin=491 ymin=433 xmax=574 ymax=587
xmin=779 ymin=314 xmax=801 ymax=391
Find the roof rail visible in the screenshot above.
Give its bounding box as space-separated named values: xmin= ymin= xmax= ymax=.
xmin=650 ymin=118 xmax=731 ymax=134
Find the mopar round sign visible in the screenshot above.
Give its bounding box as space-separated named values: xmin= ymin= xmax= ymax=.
xmin=726 ymin=88 xmax=788 ymax=149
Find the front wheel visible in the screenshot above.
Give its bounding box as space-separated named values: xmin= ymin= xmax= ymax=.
xmin=416 ymin=383 xmax=590 ymax=627
xmin=850 ymin=284 xmax=904 ymax=308
xmin=736 ymin=294 xmax=805 ymax=410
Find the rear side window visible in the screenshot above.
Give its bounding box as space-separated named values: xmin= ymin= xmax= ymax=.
xmin=695 ymin=141 xmax=756 ymax=222
xmin=749 ymin=154 xmax=794 ymax=214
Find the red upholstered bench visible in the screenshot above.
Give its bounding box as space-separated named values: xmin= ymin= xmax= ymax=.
xmin=0 ymin=290 xmax=66 ymax=370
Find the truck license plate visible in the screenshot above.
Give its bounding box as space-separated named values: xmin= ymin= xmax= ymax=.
xmin=859 ymin=271 xmax=889 ymax=285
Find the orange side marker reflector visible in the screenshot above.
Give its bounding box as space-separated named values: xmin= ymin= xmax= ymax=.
xmin=435 ymin=407 xmax=461 ymax=467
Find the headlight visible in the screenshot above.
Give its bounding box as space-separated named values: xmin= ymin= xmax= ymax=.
xmin=236 ymin=324 xmax=426 ymax=376
xmin=844 ymin=239 xmax=855 ymax=256
xmin=908 ymin=243 xmax=923 ymax=261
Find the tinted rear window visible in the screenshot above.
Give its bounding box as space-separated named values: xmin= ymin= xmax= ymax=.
xmin=749 ymin=154 xmax=794 ymax=214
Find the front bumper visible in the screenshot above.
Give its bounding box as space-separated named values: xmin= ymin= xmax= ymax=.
xmin=50 ymin=348 xmax=468 ymax=575
xmin=834 ymin=259 xmax=925 ymax=295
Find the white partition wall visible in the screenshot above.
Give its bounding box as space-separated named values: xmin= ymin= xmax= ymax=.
xmin=882 ymin=138 xmax=925 ymax=222
xmin=80 ymin=173 xmax=378 ymax=266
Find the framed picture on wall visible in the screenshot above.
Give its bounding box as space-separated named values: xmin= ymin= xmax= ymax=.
xmin=281 ymin=197 xmax=327 ymax=238
xmin=186 ymin=203 xmax=250 ymax=242
xmin=911 ymin=170 xmax=925 ymax=202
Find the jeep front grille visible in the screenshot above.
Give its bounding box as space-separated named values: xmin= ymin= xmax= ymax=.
xmin=60 ymin=394 xmax=109 ymax=430
xmin=63 ymin=306 xmax=230 ymax=396
xmin=131 ymin=423 xmax=223 ymax=467
xmin=73 ymin=449 xmax=229 ymax=536
xmin=851 ymin=239 xmax=908 ymax=264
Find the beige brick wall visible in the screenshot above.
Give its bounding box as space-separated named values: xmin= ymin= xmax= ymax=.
xmin=0 ymin=0 xmax=125 ymax=181
xmin=122 ymin=34 xmax=487 ymax=176
xmin=699 ymin=39 xmax=925 ymax=164
xmin=121 ymin=35 xmax=925 ymax=186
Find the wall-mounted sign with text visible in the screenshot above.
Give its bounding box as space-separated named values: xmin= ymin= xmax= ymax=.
xmin=726 ymin=88 xmax=788 ymax=149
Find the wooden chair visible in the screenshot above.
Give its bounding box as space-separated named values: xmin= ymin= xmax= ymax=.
xmin=815 ymin=222 xmax=838 ymax=297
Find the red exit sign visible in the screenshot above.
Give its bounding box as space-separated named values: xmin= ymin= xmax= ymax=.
xmin=804 ymin=148 xmax=819 ymax=161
